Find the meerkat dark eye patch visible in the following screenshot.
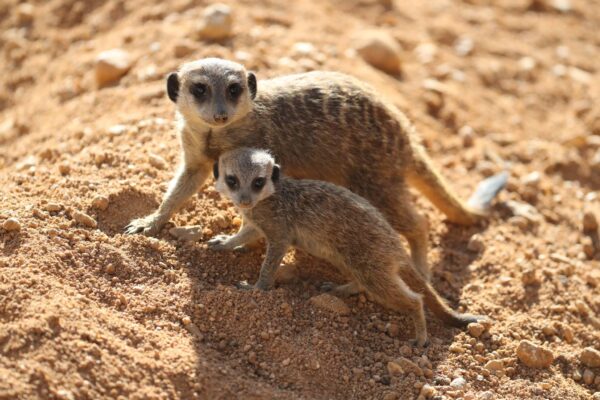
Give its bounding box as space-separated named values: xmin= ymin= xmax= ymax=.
xmin=227 ymin=83 xmax=243 ymax=100
xmin=190 ymin=83 xmax=208 ymax=100
xmin=271 ymin=165 xmax=280 ymax=183
xmin=213 ymin=161 xmax=219 ymax=179
xmin=247 ymin=72 xmax=257 ymax=99
xmin=167 ymin=73 xmax=179 ymax=102
xmin=252 ymin=177 xmax=266 ymax=191
xmin=225 ymin=175 xmax=238 ymax=189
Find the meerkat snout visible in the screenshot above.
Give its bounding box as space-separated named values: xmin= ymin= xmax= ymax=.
xmin=166 ymin=58 xmax=257 ymax=128
xmin=213 ymin=149 xmax=279 ymax=209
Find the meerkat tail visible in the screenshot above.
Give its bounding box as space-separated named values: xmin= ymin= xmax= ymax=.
xmin=407 ymin=146 xmax=506 ymax=225
xmin=398 ymin=266 xmax=483 ymax=328
xmin=467 ymin=171 xmax=509 ymax=212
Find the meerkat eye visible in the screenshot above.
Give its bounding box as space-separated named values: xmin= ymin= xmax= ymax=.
xmin=225 ymin=175 xmax=238 ymax=189
xmin=228 ymin=83 xmax=242 ymax=98
xmin=252 ymin=177 xmax=266 ymax=191
xmin=190 ymin=83 xmax=207 ymax=99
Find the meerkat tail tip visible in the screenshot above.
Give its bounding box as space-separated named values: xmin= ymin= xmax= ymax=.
xmin=467 ymin=170 xmax=509 ymax=212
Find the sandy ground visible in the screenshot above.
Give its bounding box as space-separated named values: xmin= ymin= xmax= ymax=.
xmin=1 ymin=0 xmax=599 ymax=399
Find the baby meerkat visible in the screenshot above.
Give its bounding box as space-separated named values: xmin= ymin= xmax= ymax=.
xmin=209 ymin=148 xmax=486 ymax=346
xmin=126 ymin=57 xmax=507 ymax=280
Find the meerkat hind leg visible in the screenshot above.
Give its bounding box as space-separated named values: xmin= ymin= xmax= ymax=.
xmin=358 ymin=270 xmax=428 ymax=347
xmin=374 ymin=187 xmax=431 ymax=281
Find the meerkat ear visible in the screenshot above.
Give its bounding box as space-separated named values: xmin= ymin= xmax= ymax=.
xmin=166 ymin=72 xmax=179 ymax=103
xmin=213 ymin=161 xmax=219 ymax=179
xmin=247 ymin=72 xmax=257 ymax=99
xmin=271 ymin=164 xmax=280 ymax=183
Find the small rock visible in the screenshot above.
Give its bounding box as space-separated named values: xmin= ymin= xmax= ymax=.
xmin=467 ymin=234 xmax=485 ymax=252
xmin=2 ymin=218 xmax=21 ymax=232
xmin=91 ymin=196 xmax=109 ymax=210
xmin=583 ymin=369 xmax=595 ymax=385
xmin=478 ymin=392 xmax=495 ymax=400
xmin=354 ymin=30 xmax=402 ymax=75
xmin=16 ymin=3 xmax=34 ymax=25
xmin=468 ymin=322 xmax=485 ymax=338
xmin=484 ymin=359 xmax=504 ymax=374
xmin=108 ymin=124 xmax=127 ymax=136
xmin=420 ymin=384 xmax=436 ymax=398
xmin=44 ymin=203 xmax=62 ymax=212
xmin=521 ymin=267 xmax=540 ymax=285
xmin=581 ymin=347 xmax=600 ymax=368
xmin=583 ymin=211 xmax=598 ymax=232
xmin=195 ymin=3 xmax=233 ymax=41
xmin=169 ymin=225 xmax=203 ymax=242
xmin=181 ymin=316 xmax=192 ymax=326
xmin=174 ymin=39 xmax=198 ymax=58
xmin=95 ymin=49 xmax=133 ymax=88
xmin=393 ymin=357 xmax=423 ymax=376
xmin=387 ymin=361 xmax=403 ymax=376
xmin=149 ymin=153 xmax=167 ymax=170
xmin=72 ymin=211 xmax=97 ymax=228
xmin=459 ymin=125 xmax=475 ymax=147
xmin=516 ymin=340 xmax=554 ymax=368
xmin=506 ymin=200 xmax=543 ymax=226
xmin=450 ymin=376 xmax=466 ymax=389
xmin=521 ymin=171 xmax=541 ymax=187
xmin=309 ymin=293 xmax=350 ymax=315
xmin=292 ymin=42 xmax=315 ymax=56
xmin=58 ymin=163 xmax=70 ymax=175
xmin=449 ymin=343 xmax=464 ymax=353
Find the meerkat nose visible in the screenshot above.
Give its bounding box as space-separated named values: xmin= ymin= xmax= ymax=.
xmin=214 ymin=113 xmax=228 ymax=123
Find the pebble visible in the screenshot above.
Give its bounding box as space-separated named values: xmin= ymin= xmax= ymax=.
xmin=583 ymin=369 xmax=595 ymax=385
xmin=58 ymin=163 xmax=71 ymax=175
xmin=467 ymin=234 xmax=485 ymax=252
xmin=148 ymin=153 xmax=167 ymax=170
xmin=91 ymin=196 xmax=109 ymax=210
xmin=516 ymin=340 xmax=554 ymax=368
xmin=386 ymin=361 xmax=403 ymax=376
xmin=2 ymin=218 xmax=21 ymax=232
xmin=16 ymin=3 xmax=34 ymax=25
xmin=581 ymin=347 xmax=600 ymax=368
xmin=195 ymin=3 xmax=233 ymax=41
xmin=449 ymin=343 xmax=465 ymax=353
xmin=169 ymin=226 xmax=203 ymax=242
xmin=468 ymin=322 xmax=485 ymax=338
xmin=308 ymin=293 xmax=350 ymax=315
xmin=420 ymin=384 xmax=436 ymax=398
xmin=174 ymin=39 xmax=198 ymax=58
xmin=72 ymin=211 xmax=97 ymax=228
xmin=506 ymin=200 xmax=543 ymax=226
xmin=484 ymin=359 xmax=504 ymax=374
xmin=450 ymin=376 xmax=467 ymax=389
xmin=583 ymin=211 xmax=598 ymax=232
xmin=45 ymin=203 xmax=62 ymax=212
xmin=95 ymin=49 xmax=133 ymax=88
xmin=477 ymin=391 xmax=494 ymax=400
xmin=354 ymin=30 xmax=402 ymax=75
xmin=393 ymin=357 xmax=423 ymax=376
xmin=521 ymin=171 xmax=541 ymax=187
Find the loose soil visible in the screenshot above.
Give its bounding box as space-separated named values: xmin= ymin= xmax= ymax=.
xmin=1 ymin=0 xmax=599 ymax=399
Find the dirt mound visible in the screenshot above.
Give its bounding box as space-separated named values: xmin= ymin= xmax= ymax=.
xmin=1 ymin=0 xmax=599 ymax=399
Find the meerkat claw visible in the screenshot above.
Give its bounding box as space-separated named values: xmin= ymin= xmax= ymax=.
xmin=236 ymin=280 xmax=255 ymax=291
xmin=320 ymin=282 xmax=335 ymax=292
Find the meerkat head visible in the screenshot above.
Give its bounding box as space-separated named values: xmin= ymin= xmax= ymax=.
xmin=213 ymin=148 xmax=280 ymax=210
xmin=166 ymin=58 xmax=257 ymax=129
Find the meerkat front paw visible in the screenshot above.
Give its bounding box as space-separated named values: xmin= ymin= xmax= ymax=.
xmin=124 ymin=214 xmax=163 ymax=236
xmin=207 ymin=234 xmax=237 ymax=251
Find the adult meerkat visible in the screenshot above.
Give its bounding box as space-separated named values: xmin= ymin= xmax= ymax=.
xmin=208 ymin=148 xmax=486 ymax=346
xmin=125 ymin=58 xmax=507 ymax=280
